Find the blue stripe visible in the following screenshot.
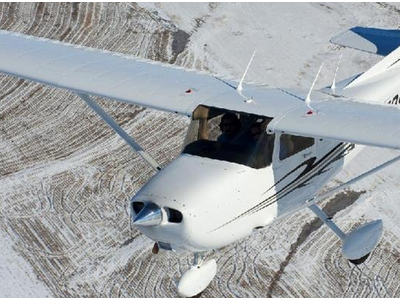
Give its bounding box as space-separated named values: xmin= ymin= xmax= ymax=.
xmin=351 ymin=27 xmax=400 ymax=56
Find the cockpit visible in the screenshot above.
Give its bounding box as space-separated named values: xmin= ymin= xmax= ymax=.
xmin=182 ymin=105 xmax=274 ymax=169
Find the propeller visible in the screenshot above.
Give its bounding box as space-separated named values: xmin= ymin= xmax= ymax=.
xmin=133 ymin=203 xmax=163 ymax=226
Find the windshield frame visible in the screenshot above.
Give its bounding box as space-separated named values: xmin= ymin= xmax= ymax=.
xmin=182 ymin=105 xmax=274 ymax=169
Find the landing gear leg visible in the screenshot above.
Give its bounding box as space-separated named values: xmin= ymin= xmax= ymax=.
xmin=308 ymin=204 xmax=383 ymax=265
xmin=178 ymin=252 xmax=217 ymax=298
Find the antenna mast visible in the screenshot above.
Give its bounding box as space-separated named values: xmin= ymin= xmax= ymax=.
xmin=331 ymin=54 xmax=343 ymax=93
xmin=237 ymin=51 xmax=256 ymax=92
xmin=305 ymin=63 xmax=324 ymax=113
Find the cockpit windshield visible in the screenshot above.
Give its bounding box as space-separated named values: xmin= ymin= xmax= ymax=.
xmin=182 ymin=106 xmax=274 ymax=169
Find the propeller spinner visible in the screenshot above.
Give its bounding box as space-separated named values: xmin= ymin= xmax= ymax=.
xmin=133 ymin=203 xmax=163 ymax=226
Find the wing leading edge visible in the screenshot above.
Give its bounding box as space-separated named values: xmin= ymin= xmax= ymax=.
xmin=0 ymin=30 xmax=245 ymax=116
xmin=268 ymin=95 xmax=400 ymax=150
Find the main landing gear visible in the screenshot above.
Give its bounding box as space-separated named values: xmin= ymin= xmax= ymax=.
xmin=306 ymin=155 xmax=400 ymax=264
xmin=309 ymin=204 xmax=383 ymax=265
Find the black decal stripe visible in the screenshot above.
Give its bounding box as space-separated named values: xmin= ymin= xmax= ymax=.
xmin=389 ymin=58 xmax=400 ymax=68
xmin=246 ymin=143 xmax=351 ymax=216
xmin=262 ymin=143 xmax=344 ymax=196
xmin=260 ymin=143 xmax=347 ymax=206
xmin=215 ymin=144 xmax=346 ymax=229
xmin=212 ymin=143 xmax=353 ymax=231
xmin=250 ymin=143 xmax=354 ymax=215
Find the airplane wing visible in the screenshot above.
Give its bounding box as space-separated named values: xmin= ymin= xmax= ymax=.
xmin=5 ymin=29 xmax=400 ymax=151
xmin=0 ymin=30 xmax=243 ymax=116
xmin=267 ymin=96 xmax=400 ymax=150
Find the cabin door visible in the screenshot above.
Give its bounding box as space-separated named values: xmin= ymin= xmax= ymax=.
xmin=271 ymin=132 xmax=317 ymax=214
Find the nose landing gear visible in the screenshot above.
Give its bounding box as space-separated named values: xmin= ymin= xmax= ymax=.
xmin=152 ymin=242 xmax=159 ymax=254
xmin=178 ymin=253 xmax=217 ymax=298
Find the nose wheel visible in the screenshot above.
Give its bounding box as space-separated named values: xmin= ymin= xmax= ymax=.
xmin=178 ymin=253 xmax=217 ymax=298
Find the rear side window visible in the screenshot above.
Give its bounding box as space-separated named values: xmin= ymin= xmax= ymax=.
xmin=279 ymin=134 xmax=314 ymax=160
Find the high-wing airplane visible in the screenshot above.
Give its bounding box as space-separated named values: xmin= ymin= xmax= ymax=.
xmin=1 ymin=26 xmax=400 ymax=297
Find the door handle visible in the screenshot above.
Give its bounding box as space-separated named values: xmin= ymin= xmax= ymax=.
xmin=303 ymin=151 xmax=312 ymax=159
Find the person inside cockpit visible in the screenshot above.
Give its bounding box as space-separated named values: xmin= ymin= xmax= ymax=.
xmin=248 ymin=119 xmax=274 ymax=167
xmin=183 ymin=106 xmax=274 ymax=169
xmin=217 ymin=113 xmax=242 ymax=143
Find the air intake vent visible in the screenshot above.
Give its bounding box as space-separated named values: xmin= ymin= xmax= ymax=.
xmin=166 ymin=207 xmax=183 ymax=223
xmin=132 ymin=201 xmax=144 ymax=214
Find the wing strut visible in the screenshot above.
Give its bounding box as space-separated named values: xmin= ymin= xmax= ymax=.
xmin=308 ymin=204 xmax=346 ymax=240
xmin=307 ymin=154 xmax=400 ymax=207
xmin=76 ymin=93 xmax=161 ymax=172
xmin=305 ymin=154 xmax=400 ymax=264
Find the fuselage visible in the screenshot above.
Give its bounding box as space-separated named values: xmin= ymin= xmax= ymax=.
xmin=131 ymin=103 xmax=356 ymax=253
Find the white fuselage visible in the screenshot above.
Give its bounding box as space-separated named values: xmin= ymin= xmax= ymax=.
xmin=131 ymin=133 xmax=355 ymax=253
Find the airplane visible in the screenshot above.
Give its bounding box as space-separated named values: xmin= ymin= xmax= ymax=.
xmin=1 ymin=26 xmax=400 ymax=297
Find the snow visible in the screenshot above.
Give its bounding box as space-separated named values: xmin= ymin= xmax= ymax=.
xmin=0 ymin=228 xmax=51 ymax=297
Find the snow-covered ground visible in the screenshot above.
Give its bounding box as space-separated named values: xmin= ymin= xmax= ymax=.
xmin=0 ymin=228 xmax=51 ymax=297
xmin=2 ymin=2 xmax=400 ymax=297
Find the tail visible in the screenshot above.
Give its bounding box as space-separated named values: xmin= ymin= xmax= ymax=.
xmin=329 ymin=27 xmax=400 ymax=104
xmin=330 ymin=26 xmax=400 ymax=56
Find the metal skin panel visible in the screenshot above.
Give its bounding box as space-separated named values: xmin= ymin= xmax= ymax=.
xmin=332 ymin=63 xmax=400 ymax=104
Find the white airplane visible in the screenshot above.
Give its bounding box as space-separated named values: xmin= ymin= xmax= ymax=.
xmin=1 ymin=26 xmax=400 ymax=297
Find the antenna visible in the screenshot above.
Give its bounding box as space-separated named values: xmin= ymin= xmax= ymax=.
xmin=237 ymin=51 xmax=256 ymax=92
xmin=331 ymin=54 xmax=342 ymax=93
xmin=305 ymin=63 xmax=324 ymax=113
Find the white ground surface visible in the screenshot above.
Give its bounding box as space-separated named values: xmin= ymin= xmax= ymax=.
xmin=2 ymin=2 xmax=400 ymax=297
xmin=0 ymin=227 xmax=51 ymax=297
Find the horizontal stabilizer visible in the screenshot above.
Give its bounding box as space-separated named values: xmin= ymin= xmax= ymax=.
xmin=331 ymin=27 xmax=400 ymax=56
xmin=268 ymin=96 xmax=400 ymax=150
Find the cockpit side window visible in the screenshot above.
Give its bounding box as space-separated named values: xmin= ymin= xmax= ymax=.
xmin=279 ymin=134 xmax=314 ymax=160
xmin=182 ymin=106 xmax=274 ymax=169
